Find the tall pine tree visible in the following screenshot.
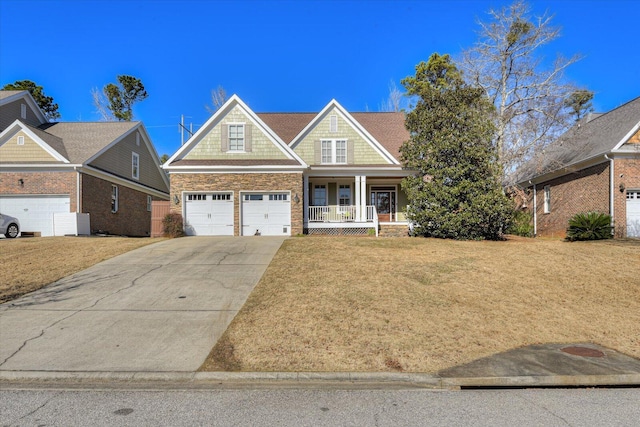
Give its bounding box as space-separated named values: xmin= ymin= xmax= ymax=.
xmin=401 ymin=53 xmax=512 ymax=240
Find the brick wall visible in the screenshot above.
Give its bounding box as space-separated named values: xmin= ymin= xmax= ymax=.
xmin=613 ymin=157 xmax=640 ymax=237
xmin=0 ymin=171 xmax=77 ymax=211
xmin=532 ymin=162 xmax=610 ymax=238
xmin=81 ymin=174 xmax=153 ymax=236
xmin=170 ymin=172 xmax=304 ymax=235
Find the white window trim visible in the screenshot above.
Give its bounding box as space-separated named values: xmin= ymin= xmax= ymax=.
xmin=543 ymin=185 xmax=550 ymax=214
xmin=147 ymin=195 xmax=152 ymax=212
xmin=132 ymin=152 xmax=140 ymax=180
xmin=320 ymin=139 xmax=348 ymax=165
xmin=111 ymin=185 xmax=119 ymax=213
xmin=227 ymin=123 xmax=245 ymax=152
xmin=17 ymin=136 xmax=24 ymax=145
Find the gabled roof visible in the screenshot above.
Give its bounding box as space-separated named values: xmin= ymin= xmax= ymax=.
xmin=40 ymin=121 xmax=139 ymax=164
xmin=258 ymin=111 xmax=408 ymax=162
xmin=0 ymin=90 xmax=49 ymax=126
xmin=165 ymin=95 xmax=307 ymax=169
xmin=288 ymin=99 xmax=403 ymax=165
xmin=517 ymin=95 xmax=640 ymax=184
xmin=0 ymin=119 xmax=69 ymax=163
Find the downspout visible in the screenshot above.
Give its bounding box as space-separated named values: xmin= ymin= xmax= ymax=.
xmin=604 ymin=154 xmax=614 ymax=230
xmin=530 ymin=181 xmax=537 ymax=237
xmin=75 ymin=167 xmax=81 ymax=213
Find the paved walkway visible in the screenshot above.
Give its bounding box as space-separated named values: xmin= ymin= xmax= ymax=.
xmin=0 ymin=237 xmax=285 ymax=372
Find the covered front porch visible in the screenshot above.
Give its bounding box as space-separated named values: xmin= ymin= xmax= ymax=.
xmin=303 ymin=173 xmax=410 ymax=236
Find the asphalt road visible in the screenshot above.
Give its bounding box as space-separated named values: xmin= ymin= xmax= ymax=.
xmin=2 ymin=388 xmax=639 ymax=426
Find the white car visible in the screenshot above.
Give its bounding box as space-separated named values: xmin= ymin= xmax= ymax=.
xmin=0 ymin=213 xmax=20 ymax=238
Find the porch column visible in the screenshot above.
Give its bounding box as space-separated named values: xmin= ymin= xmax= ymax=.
xmin=355 ymin=176 xmax=362 ymax=221
xmin=360 ymin=175 xmax=367 ymax=221
xmin=303 ymin=174 xmax=309 ymax=225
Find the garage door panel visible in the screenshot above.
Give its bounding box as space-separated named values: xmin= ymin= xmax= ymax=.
xmin=184 ymin=193 xmax=234 ymax=236
xmin=241 ymin=193 xmax=291 ymax=236
xmin=0 ymin=195 xmax=70 ymax=236
xmin=627 ymin=191 xmax=640 ymax=238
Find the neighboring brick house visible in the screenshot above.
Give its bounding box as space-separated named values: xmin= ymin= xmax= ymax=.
xmin=163 ymin=95 xmax=411 ymax=237
xmin=0 ymin=90 xmax=169 ymax=236
xmin=516 ymin=95 xmax=640 ymax=238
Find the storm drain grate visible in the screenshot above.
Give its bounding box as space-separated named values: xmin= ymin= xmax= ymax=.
xmin=561 ymin=346 xmax=605 ymax=358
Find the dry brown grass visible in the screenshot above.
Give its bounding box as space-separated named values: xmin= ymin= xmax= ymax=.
xmin=0 ymin=236 xmax=165 ymax=303
xmin=201 ymin=236 xmax=640 ymax=373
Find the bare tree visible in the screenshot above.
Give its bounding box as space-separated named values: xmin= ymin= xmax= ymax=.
xmin=459 ymin=0 xmax=583 ymax=183
xmin=205 ymin=86 xmax=227 ymax=114
xmin=91 ymin=87 xmax=115 ymax=121
xmin=378 ymin=80 xmax=405 ymax=112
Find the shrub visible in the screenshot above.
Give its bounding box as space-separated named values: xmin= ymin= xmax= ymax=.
xmin=162 ymin=213 xmax=185 ymax=238
xmin=566 ymin=211 xmax=613 ymax=241
xmin=507 ymin=209 xmax=534 ymax=237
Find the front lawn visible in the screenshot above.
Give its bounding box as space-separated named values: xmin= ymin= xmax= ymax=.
xmin=0 ymin=236 xmax=164 ymax=303
xmin=201 ymin=236 xmax=640 ymax=373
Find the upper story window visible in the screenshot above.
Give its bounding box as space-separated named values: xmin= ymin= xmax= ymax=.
xmin=132 ymin=152 xmax=140 ymax=179
xmin=17 ymin=136 xmax=24 ymax=145
xmin=136 ymin=133 xmax=140 ymax=146
xmin=320 ymin=139 xmax=347 ymax=164
xmin=543 ymin=185 xmax=551 ymax=213
xmin=20 ymin=104 xmax=26 ymax=119
xmin=329 ymin=115 xmax=338 ymax=132
xmin=228 ymin=124 xmax=245 ymax=151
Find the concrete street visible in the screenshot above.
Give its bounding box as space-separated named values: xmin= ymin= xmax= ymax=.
xmin=0 ymin=237 xmax=285 ymax=372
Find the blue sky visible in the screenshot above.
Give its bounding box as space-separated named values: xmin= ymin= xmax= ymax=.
xmin=1 ymin=0 xmax=638 ymax=157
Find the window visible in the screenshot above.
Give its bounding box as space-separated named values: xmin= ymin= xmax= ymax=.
xmin=329 ymin=115 xmax=338 ymax=132
xmin=147 ymin=195 xmax=152 ymax=212
xmin=132 ymin=152 xmax=140 ymax=179
xmin=269 ymin=194 xmax=288 ymax=201
xmin=111 ymin=185 xmax=119 ymax=213
xmin=339 ymin=185 xmax=351 ymax=206
xmin=17 ymin=136 xmax=24 ymax=145
xmin=313 ymin=185 xmax=327 ymax=206
xmin=21 ymin=104 xmax=26 ymax=119
xmin=320 ymin=139 xmax=348 ymax=164
xmin=543 ymin=185 xmax=550 ymax=213
xmin=228 ymin=124 xmax=245 ymax=151
xmin=188 ymin=194 xmax=207 ymax=201
xmin=212 ymin=193 xmax=231 ymax=201
xmin=136 ymin=133 xmax=140 ymax=146
xmin=244 ymin=194 xmax=263 ymax=201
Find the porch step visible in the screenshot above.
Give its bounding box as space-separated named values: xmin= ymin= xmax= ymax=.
xmin=378 ymin=224 xmax=409 ymax=238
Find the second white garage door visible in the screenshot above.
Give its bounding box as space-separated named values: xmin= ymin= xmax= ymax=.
xmin=184 ymin=193 xmax=234 ymax=236
xmin=241 ymin=193 xmax=291 ymax=236
xmin=627 ymin=190 xmax=640 ymax=238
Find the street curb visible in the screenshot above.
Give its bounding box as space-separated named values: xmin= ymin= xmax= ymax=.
xmin=2 ymin=371 xmax=639 ymax=389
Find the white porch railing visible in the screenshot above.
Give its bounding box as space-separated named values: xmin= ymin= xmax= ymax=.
xmin=308 ymin=205 xmax=377 ymax=223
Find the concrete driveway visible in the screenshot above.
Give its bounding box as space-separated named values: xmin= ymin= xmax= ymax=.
xmin=0 ymin=237 xmax=285 ymax=372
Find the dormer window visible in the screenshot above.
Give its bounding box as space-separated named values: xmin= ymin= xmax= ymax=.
xmin=228 ymin=124 xmax=245 ymax=151
xmin=320 ymin=139 xmax=347 ymax=164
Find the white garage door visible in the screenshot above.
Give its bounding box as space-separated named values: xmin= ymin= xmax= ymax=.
xmin=242 ymin=193 xmax=291 ymax=236
xmin=627 ymin=190 xmax=640 ymax=238
xmin=184 ymin=193 xmax=234 ymax=236
xmin=0 ymin=195 xmax=70 ymax=237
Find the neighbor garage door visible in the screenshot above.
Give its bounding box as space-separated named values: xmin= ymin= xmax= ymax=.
xmin=184 ymin=193 xmax=234 ymax=236
xmin=241 ymin=193 xmax=291 ymax=236
xmin=0 ymin=195 xmax=70 ymax=236
xmin=627 ymin=190 xmax=640 ymax=237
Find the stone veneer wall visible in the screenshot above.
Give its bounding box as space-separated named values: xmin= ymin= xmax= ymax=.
xmin=170 ymin=172 xmax=304 ymax=236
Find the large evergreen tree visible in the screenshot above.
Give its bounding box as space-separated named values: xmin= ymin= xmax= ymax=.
xmin=92 ymin=75 xmax=148 ymax=121
xmin=401 ymin=53 xmax=512 ymax=240
xmin=2 ymin=80 xmax=60 ymax=121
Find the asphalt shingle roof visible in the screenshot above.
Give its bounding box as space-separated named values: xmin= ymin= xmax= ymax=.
xmin=518 ymin=96 xmax=640 ymax=183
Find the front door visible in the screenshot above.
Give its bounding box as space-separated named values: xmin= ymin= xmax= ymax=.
xmin=371 ymin=188 xmax=396 ymax=222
